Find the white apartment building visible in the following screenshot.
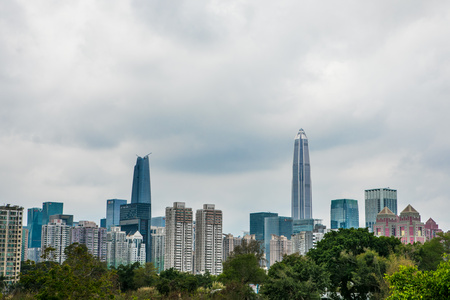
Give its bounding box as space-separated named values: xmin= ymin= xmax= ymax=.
xmin=165 ymin=202 xmax=193 ymax=273
xmin=106 ymin=226 xmax=128 ymax=268
xmin=195 ymin=204 xmax=223 ymax=275
xmin=71 ymin=221 xmax=107 ymax=262
xmin=41 ymin=218 xmax=71 ymax=264
xmin=126 ymin=231 xmax=146 ymax=266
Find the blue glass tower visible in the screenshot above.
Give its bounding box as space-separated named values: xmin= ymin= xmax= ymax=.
xmin=106 ymin=199 xmax=127 ymax=230
xmin=264 ymin=216 xmax=293 ymax=267
xmin=42 ymin=202 xmax=63 ymax=225
xmin=330 ymin=199 xmax=359 ymax=229
xmin=291 ymin=129 xmax=312 ymax=220
xmin=250 ymin=212 xmax=278 ymax=241
xmin=27 ymin=208 xmax=43 ymax=248
xmin=131 ymin=155 xmax=151 ymax=204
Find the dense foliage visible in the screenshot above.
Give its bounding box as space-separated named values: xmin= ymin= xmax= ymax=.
xmin=3 ymin=230 xmax=449 ymax=299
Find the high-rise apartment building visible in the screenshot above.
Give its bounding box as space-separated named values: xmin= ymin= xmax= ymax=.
xmin=365 ymin=188 xmax=397 ymax=232
xmin=195 ymin=204 xmax=223 ymax=275
xmin=71 ymin=221 xmax=107 ymax=262
xmin=106 ymin=226 xmax=128 ymax=268
xmin=126 ymin=231 xmax=146 ymax=266
xmin=106 ymin=199 xmax=127 ymax=230
xmin=222 ymin=234 xmax=255 ymax=262
xmin=27 ymin=207 xmax=43 ymax=248
xmin=330 ymin=199 xmax=359 ymax=229
xmin=41 ymin=218 xmax=71 ymax=264
xmin=0 ymin=205 xmax=23 ymax=283
xmin=131 ymin=155 xmax=151 ymax=204
xmin=291 ymin=231 xmax=313 ymax=256
xmin=42 ymin=202 xmax=64 ymax=226
xmin=165 ymin=202 xmax=193 ymax=273
xmin=292 ymin=129 xmax=312 ymax=220
xmin=151 ymin=226 xmax=165 ymax=273
xmin=269 ymin=234 xmax=292 ymax=266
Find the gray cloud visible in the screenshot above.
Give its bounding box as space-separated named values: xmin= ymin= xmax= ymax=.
xmin=1 ymin=0 xmax=450 ymax=234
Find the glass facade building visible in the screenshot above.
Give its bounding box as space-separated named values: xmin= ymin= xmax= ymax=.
xmin=27 ymin=208 xmax=43 ymax=248
xmin=264 ymin=216 xmax=293 ymax=267
xmin=365 ymin=188 xmax=397 ymax=232
xmin=42 ymin=202 xmax=63 ymax=226
xmin=291 ymin=129 xmax=312 ymax=220
xmin=249 ymin=212 xmax=278 ymax=241
xmin=330 ymin=199 xmax=359 ymax=229
xmin=131 ymin=155 xmax=151 ymax=204
xmin=106 ymin=199 xmax=127 ymax=230
xmin=151 ymin=216 xmax=166 ymax=227
xmin=120 ymin=203 xmax=151 ymax=262
xmin=292 ymin=218 xmax=324 ymax=234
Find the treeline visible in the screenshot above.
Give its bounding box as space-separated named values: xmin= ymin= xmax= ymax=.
xmin=3 ymin=228 xmax=450 ymax=299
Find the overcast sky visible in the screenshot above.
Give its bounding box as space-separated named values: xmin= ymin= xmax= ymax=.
xmin=1 ymin=1 xmax=450 ymax=235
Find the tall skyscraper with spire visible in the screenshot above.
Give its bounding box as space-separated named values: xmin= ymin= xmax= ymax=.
xmin=120 ymin=155 xmax=152 ymax=262
xmin=291 ymin=129 xmax=312 ymax=220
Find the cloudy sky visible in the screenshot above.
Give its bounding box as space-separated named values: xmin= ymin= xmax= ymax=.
xmin=1 ymin=1 xmax=450 ymax=235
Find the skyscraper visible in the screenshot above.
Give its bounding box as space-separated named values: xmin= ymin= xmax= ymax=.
xmin=195 ymin=204 xmax=223 ymax=275
xmin=165 ymin=202 xmax=193 ymax=273
xmin=120 ymin=203 xmax=151 ymax=262
xmin=249 ymin=212 xmax=278 ymax=241
xmin=264 ymin=216 xmax=293 ymax=267
xmin=131 ymin=155 xmax=151 ymax=204
xmin=42 ymin=202 xmax=63 ymax=225
xmin=291 ymin=129 xmax=312 ymax=220
xmin=365 ymin=188 xmax=397 ymax=232
xmin=41 ymin=218 xmax=71 ymax=264
xmin=106 ymin=199 xmax=127 ymax=230
xmin=71 ymin=221 xmax=107 ymax=262
xmin=27 ymin=207 xmax=43 ymax=248
xmin=330 ymin=199 xmax=359 ymax=229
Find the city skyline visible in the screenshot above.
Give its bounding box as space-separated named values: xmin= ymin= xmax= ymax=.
xmin=2 ymin=1 xmax=450 ymax=235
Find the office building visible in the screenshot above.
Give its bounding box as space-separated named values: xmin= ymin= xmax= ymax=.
xmin=42 ymin=202 xmax=64 ymax=226
xmin=100 ymin=218 xmax=106 ymax=228
xmin=269 ymin=235 xmax=292 ymax=266
xmin=50 ymin=214 xmax=74 ymax=227
xmin=291 ymin=129 xmax=312 ymax=220
xmin=250 ymin=212 xmax=278 ymax=241
xmin=151 ymin=216 xmax=166 ymax=227
xmin=120 ymin=203 xmax=152 ymax=262
xmin=106 ymin=226 xmax=128 ymax=268
xmin=126 ymin=231 xmax=146 ymax=266
xmin=264 ymin=216 xmax=292 ymax=267
xmin=131 ymin=155 xmax=151 ymax=204
xmin=165 ymin=202 xmax=193 ymax=273
xmin=106 ymin=199 xmax=127 ymax=230
xmin=293 ymin=219 xmax=325 ymax=234
xmin=195 ymin=204 xmax=223 ymax=275
xmin=151 ymin=226 xmax=165 ymax=273
xmin=0 ymin=205 xmax=23 ymax=283
xmin=41 ymin=218 xmax=71 ymax=264
xmin=71 ymin=221 xmax=107 ymax=262
xmin=27 ymin=207 xmax=43 ymax=248
xmin=373 ymin=205 xmax=426 ymax=245
xmin=425 ymin=218 xmax=442 ymax=240
xmin=330 ymin=199 xmax=359 ymax=229
xmin=365 ymin=188 xmax=397 ymax=232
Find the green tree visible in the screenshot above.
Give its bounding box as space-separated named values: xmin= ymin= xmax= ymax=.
xmin=115 ymin=262 xmax=141 ymax=291
xmin=307 ymin=228 xmax=400 ymax=300
xmin=133 ymin=262 xmax=158 ymax=289
xmin=18 ymin=244 xmax=118 ymax=299
xmin=386 ymin=258 xmax=450 ymax=299
xmin=416 ymin=238 xmax=444 ymax=271
xmin=261 ymin=253 xmax=329 ymax=300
